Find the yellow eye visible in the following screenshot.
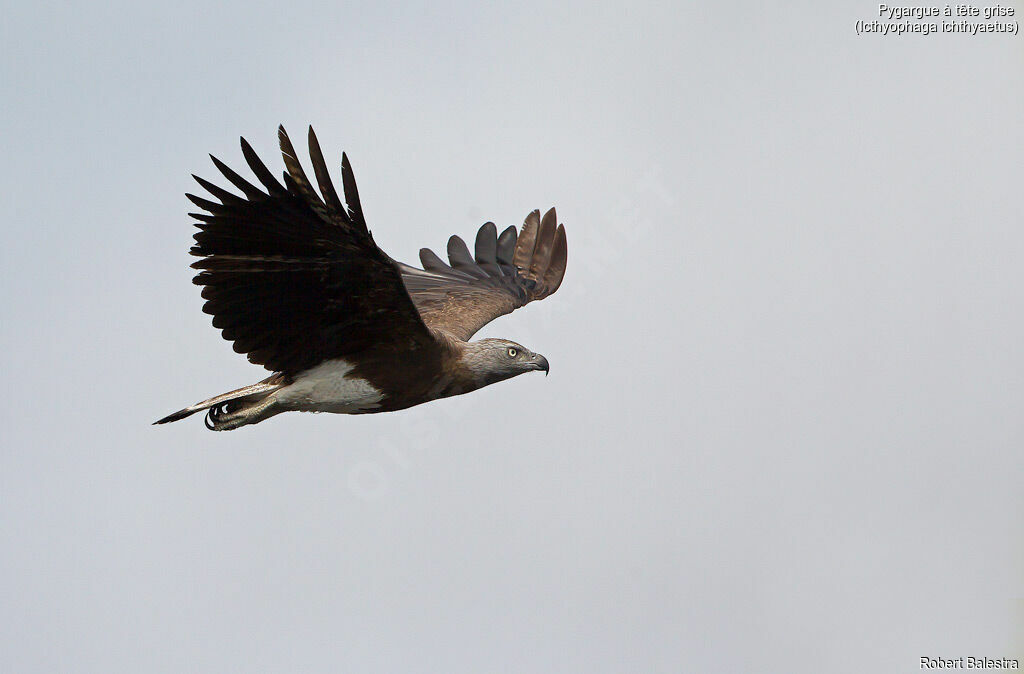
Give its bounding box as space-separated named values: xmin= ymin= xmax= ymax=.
xmin=507 ymin=347 xmax=518 ymax=358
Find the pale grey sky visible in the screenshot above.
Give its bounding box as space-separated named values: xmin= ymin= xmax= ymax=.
xmin=2 ymin=2 xmax=1022 ymax=672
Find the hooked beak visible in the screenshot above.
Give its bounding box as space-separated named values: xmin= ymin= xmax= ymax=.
xmin=532 ymin=353 xmax=550 ymax=376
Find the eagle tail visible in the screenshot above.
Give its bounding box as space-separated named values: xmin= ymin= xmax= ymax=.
xmin=153 ymin=379 xmax=284 ymax=429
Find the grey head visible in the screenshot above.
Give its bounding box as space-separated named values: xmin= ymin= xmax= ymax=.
xmin=459 ymin=338 xmax=550 ymax=389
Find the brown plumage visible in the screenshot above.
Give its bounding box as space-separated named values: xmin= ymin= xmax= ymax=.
xmin=155 ymin=126 xmax=567 ymax=430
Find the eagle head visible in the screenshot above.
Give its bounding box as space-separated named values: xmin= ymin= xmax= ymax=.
xmin=460 ymin=338 xmax=550 ymax=387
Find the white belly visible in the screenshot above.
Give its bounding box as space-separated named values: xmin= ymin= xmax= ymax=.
xmin=272 ymin=359 xmax=384 ymax=414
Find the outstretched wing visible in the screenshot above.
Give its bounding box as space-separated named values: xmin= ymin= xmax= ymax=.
xmin=189 ymin=126 xmax=438 ymax=375
xmin=397 ymin=208 xmax=567 ymax=341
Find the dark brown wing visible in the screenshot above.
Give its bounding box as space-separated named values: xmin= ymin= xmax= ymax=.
xmin=189 ymin=126 xmax=438 ymax=375
xmin=397 ymin=208 xmax=567 ymax=340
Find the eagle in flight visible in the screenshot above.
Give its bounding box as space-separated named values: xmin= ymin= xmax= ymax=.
xmin=155 ymin=126 xmax=567 ymax=430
